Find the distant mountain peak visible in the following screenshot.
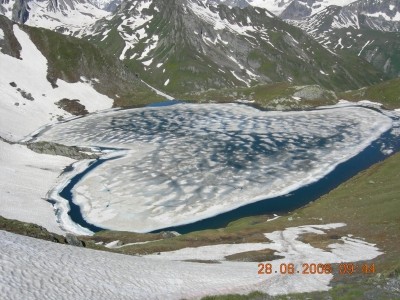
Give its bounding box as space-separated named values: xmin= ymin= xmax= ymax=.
xmin=0 ymin=0 xmax=110 ymax=33
xmin=90 ymin=0 xmax=122 ymax=12
xmin=248 ymin=0 xmax=357 ymax=19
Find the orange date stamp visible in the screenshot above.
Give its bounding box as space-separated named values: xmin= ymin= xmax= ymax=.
xmin=258 ymin=262 xmax=376 ymax=275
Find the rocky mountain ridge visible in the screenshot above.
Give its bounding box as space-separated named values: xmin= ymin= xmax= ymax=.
xmin=291 ymin=0 xmax=400 ymax=77
xmin=1 ymin=0 xmax=399 ymax=100
xmin=79 ymin=0 xmax=384 ymax=96
xmin=0 ymin=0 xmax=109 ymax=34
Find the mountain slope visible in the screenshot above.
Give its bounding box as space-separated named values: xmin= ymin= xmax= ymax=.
xmin=248 ymin=0 xmax=357 ymax=19
xmin=0 ymin=15 xmax=162 ymax=141
xmin=292 ymin=0 xmax=400 ymax=77
xmin=81 ymin=0 xmax=384 ymax=96
xmin=340 ymin=77 xmax=400 ymax=109
xmin=294 ymin=0 xmax=400 ymax=33
xmin=90 ymin=0 xmax=123 ymax=12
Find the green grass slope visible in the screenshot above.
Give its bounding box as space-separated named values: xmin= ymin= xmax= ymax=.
xmin=341 ymin=78 xmax=400 ymax=109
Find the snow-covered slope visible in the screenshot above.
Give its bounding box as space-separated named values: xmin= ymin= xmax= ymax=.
xmin=0 ymin=223 xmax=382 ymax=298
xmin=90 ymin=0 xmax=122 ymax=11
xmin=294 ymin=0 xmax=400 ymax=33
xmin=0 ymin=141 xmax=74 ymax=235
xmin=0 ymin=0 xmax=109 ymax=34
xmin=82 ymin=0 xmax=384 ymax=94
xmin=27 ymin=0 xmax=109 ymax=34
xmin=0 ymin=0 xmax=14 ymax=20
xmin=248 ymin=0 xmax=292 ymax=15
xmin=0 ymin=24 xmax=113 ymax=141
xmin=290 ymin=0 xmax=400 ymax=77
xmin=248 ymin=0 xmax=357 ymax=19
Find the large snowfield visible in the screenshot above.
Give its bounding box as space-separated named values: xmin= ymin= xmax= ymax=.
xmin=38 ymin=104 xmax=392 ymax=233
xmin=0 ymin=141 xmax=74 ymax=234
xmin=0 ymin=223 xmax=382 ymax=299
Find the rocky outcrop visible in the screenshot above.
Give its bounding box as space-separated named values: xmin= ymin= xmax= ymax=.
xmin=0 ymin=216 xmax=89 ymax=247
xmin=56 ymin=98 xmax=89 ymax=116
xmin=11 ymin=0 xmax=30 ymax=23
xmin=65 ymin=233 xmax=85 ymax=247
xmin=280 ymin=0 xmax=312 ymax=20
xmin=0 ymin=215 xmax=65 ymax=243
xmin=27 ymin=141 xmax=99 ymax=160
xmin=0 ymin=15 xmax=22 ymax=58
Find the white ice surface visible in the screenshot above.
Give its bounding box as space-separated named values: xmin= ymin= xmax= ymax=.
xmin=0 ymin=141 xmax=74 ymax=235
xmin=0 ymin=223 xmax=382 ymax=299
xmin=0 ymin=25 xmax=113 ymax=141
xmin=38 ymin=104 xmax=393 ymax=233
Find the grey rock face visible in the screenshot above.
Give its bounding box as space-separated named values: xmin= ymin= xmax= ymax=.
xmin=0 ymin=15 xmax=22 ymax=58
xmin=46 ymin=0 xmax=75 ymax=12
xmin=12 ymin=0 xmax=30 ymax=23
xmin=334 ymin=0 xmax=400 ymax=31
xmin=65 ymin=234 xmax=84 ymax=247
xmin=280 ymin=0 xmax=311 ymax=19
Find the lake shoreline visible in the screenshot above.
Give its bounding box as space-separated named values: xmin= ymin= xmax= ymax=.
xmin=43 ymin=103 xmax=400 ymax=235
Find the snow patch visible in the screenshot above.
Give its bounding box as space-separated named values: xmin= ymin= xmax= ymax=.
xmin=142 ymin=58 xmax=153 ymax=66
xmin=358 ymin=40 xmax=373 ymax=56
xmin=230 ymin=70 xmax=250 ymax=87
xmin=141 ymin=80 xmax=174 ymax=100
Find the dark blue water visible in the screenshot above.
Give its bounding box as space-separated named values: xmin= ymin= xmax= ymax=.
xmin=146 ymin=100 xmax=183 ymax=107
xmin=59 ymin=156 xmax=123 ymax=232
xmin=57 ymin=108 xmax=400 ymax=234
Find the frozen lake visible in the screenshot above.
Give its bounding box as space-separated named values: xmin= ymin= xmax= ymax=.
xmin=38 ymin=103 xmax=398 ymax=233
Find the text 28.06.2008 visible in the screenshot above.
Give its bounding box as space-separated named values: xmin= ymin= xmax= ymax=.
xmin=258 ymin=263 xmax=376 ymax=275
